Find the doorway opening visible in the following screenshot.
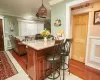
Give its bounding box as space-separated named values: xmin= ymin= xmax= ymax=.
xmin=0 ymin=19 xmax=4 ymax=51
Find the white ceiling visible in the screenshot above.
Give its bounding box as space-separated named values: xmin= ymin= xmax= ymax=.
xmin=0 ymin=0 xmax=98 ymax=20
xmin=0 ymin=0 xmax=51 ymax=20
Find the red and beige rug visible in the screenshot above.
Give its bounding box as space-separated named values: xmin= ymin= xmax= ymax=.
xmin=0 ymin=51 xmax=18 ymax=80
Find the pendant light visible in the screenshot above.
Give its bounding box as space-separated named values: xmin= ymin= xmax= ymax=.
xmin=37 ymin=0 xmax=47 ymax=18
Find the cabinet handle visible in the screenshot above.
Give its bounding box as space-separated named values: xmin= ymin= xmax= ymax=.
xmin=2 ymin=35 xmax=3 ymax=38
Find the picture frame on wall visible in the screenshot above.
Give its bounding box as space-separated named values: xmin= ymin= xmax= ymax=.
xmin=94 ymin=10 xmax=100 ymax=25
xmin=54 ymin=19 xmax=61 ymax=27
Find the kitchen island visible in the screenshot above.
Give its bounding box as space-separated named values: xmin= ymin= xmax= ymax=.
xmin=23 ymin=40 xmax=55 ymax=80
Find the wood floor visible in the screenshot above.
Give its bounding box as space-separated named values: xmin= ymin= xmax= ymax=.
xmin=10 ymin=50 xmax=100 ymax=80
xmin=70 ymin=59 xmax=100 ymax=80
xmin=10 ymin=50 xmax=27 ymax=72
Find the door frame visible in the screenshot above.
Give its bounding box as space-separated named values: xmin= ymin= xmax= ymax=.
xmin=0 ymin=15 xmax=5 ymax=51
xmin=65 ymin=0 xmax=91 ymax=66
xmin=65 ymin=0 xmax=90 ymax=38
xmin=71 ymin=7 xmax=92 ymax=65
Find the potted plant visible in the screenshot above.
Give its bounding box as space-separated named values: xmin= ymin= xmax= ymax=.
xmin=41 ymin=28 xmax=50 ymax=42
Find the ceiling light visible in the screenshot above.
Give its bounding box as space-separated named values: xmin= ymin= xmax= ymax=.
xmin=37 ymin=0 xmax=47 ymax=18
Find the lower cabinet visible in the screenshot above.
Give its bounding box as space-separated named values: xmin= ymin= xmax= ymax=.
xmin=27 ymin=47 xmax=37 ymax=80
xmin=37 ymin=56 xmax=45 ymax=80
xmin=27 ymin=47 xmax=52 ymax=80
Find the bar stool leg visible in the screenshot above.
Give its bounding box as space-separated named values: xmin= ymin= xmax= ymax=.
xmin=63 ymin=57 xmax=65 ymax=80
xmin=59 ymin=61 xmax=61 ymax=80
xmin=68 ymin=56 xmax=70 ymax=75
xmin=52 ymin=63 xmax=55 ymax=80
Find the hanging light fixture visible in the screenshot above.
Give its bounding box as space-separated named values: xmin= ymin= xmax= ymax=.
xmin=37 ymin=0 xmax=47 ymax=18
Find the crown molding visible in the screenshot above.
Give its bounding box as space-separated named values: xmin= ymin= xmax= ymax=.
xmin=0 ymin=12 xmax=51 ymax=21
xmin=49 ymin=0 xmax=99 ymax=6
xmin=0 ymin=12 xmax=23 ymax=18
xmin=0 ymin=15 xmax=4 ymax=19
xmin=49 ymin=0 xmax=64 ymax=6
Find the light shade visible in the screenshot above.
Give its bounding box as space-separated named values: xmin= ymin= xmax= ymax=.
xmin=38 ymin=0 xmax=47 ymax=18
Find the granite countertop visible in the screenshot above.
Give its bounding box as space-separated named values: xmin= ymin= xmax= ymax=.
xmin=22 ymin=40 xmax=55 ymax=50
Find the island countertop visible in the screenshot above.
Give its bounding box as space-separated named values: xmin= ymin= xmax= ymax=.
xmin=22 ymin=40 xmax=55 ymax=50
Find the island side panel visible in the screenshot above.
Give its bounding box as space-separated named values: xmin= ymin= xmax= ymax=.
xmin=27 ymin=46 xmax=53 ymax=80
xmin=36 ymin=53 xmax=45 ymax=80
xmin=27 ymin=47 xmax=37 ymax=80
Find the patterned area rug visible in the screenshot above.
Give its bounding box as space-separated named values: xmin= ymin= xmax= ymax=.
xmin=0 ymin=51 xmax=18 ymax=80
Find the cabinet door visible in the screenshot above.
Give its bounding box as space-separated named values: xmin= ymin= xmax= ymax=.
xmin=26 ymin=23 xmax=37 ymax=35
xmin=27 ymin=48 xmax=36 ymax=80
xmin=18 ymin=21 xmax=38 ymax=36
xmin=37 ymin=23 xmax=44 ymax=34
xmin=19 ymin=21 xmax=26 ymax=36
xmin=37 ymin=57 xmax=45 ymax=80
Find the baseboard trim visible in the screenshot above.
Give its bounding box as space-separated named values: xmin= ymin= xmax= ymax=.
xmin=85 ymin=62 xmax=100 ymax=70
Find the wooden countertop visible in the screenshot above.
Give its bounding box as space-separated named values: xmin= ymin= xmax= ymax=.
xmin=22 ymin=40 xmax=55 ymax=50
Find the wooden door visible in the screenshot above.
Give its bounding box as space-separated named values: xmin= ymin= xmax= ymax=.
xmin=0 ymin=19 xmax=4 ymax=51
xmin=71 ymin=13 xmax=88 ymax=63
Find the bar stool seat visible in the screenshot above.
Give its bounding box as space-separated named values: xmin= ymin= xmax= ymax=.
xmin=61 ymin=51 xmax=69 ymax=56
xmin=46 ymin=55 xmax=60 ymax=79
xmin=47 ymin=55 xmax=60 ymax=62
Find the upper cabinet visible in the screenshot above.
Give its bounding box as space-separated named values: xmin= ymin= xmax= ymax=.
xmin=18 ymin=20 xmax=44 ymax=36
xmin=37 ymin=23 xmax=44 ymax=34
